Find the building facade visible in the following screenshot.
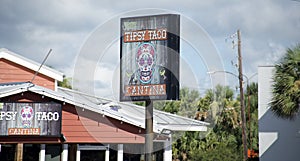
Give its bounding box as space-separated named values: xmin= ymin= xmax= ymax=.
xmin=0 ymin=48 xmax=208 ymax=161
xmin=258 ymin=66 xmax=300 ymax=161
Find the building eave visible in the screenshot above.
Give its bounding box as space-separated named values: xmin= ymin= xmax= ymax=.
xmin=0 ymin=82 xmax=209 ymax=134
xmin=0 ymin=48 xmax=64 ymax=81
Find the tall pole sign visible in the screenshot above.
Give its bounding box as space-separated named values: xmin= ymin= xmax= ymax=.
xmin=120 ymin=14 xmax=180 ymax=161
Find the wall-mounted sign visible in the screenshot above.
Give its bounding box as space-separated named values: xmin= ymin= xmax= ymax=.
xmin=0 ymin=102 xmax=61 ymax=136
xmin=120 ymin=14 xmax=180 ymax=101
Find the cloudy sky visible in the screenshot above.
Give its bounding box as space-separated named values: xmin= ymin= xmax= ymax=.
xmin=0 ymin=0 xmax=299 ymax=99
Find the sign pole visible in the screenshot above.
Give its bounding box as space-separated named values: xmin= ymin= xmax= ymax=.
xmin=145 ymin=100 xmax=153 ymax=161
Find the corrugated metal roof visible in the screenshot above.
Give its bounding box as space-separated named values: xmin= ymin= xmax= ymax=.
xmin=0 ymin=82 xmax=208 ymax=133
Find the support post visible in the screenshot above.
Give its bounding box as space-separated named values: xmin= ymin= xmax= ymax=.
xmin=61 ymin=144 xmax=68 ymax=161
xmin=16 ymin=143 xmax=23 ymax=161
xmin=76 ymin=144 xmax=80 ymax=161
xmin=117 ymin=144 xmax=123 ymax=161
xmin=237 ymin=29 xmax=248 ymax=161
xmin=105 ymin=144 xmax=110 ymax=161
xmin=145 ymin=100 xmax=153 ymax=161
xmin=164 ymin=135 xmax=172 ymax=161
xmin=39 ymin=144 xmax=45 ymax=161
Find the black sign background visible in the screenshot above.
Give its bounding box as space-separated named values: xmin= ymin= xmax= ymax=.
xmin=0 ymin=102 xmax=62 ymax=136
xmin=120 ymin=14 xmax=180 ymax=101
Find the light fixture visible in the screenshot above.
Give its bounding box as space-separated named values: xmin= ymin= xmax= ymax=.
xmin=161 ymin=129 xmax=172 ymax=135
xmin=60 ymin=134 xmax=66 ymax=142
xmin=42 ymin=91 xmax=45 ymax=98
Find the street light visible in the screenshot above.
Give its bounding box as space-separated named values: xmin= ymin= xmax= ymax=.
xmin=207 ymin=70 xmax=257 ymax=86
xmin=208 ymin=70 xmax=257 ymax=160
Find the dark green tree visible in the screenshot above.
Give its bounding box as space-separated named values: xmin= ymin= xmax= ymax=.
xmin=172 ymin=86 xmax=244 ymax=161
xmin=245 ymin=82 xmax=259 ymax=152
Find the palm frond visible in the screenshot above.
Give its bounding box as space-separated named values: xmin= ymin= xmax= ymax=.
xmin=270 ymin=44 xmax=300 ymax=119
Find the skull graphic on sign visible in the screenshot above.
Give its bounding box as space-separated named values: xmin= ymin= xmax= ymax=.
xmin=20 ymin=106 xmax=34 ymax=128
xmin=136 ymin=42 xmax=156 ymax=84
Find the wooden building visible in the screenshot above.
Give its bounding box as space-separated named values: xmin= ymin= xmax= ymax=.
xmin=0 ymin=48 xmax=208 ymax=161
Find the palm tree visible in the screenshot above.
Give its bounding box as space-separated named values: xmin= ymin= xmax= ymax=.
xmin=270 ymin=44 xmax=300 ymax=119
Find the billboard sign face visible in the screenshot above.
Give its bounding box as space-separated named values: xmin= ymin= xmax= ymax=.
xmin=120 ymin=14 xmax=180 ymax=101
xmin=0 ymin=102 xmax=62 ymax=136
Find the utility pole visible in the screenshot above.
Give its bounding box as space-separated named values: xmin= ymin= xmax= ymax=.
xmin=237 ymin=29 xmax=248 ymax=161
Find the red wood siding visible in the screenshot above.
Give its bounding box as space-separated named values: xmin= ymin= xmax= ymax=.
xmin=0 ymin=58 xmax=55 ymax=90
xmin=62 ymin=109 xmax=145 ymax=144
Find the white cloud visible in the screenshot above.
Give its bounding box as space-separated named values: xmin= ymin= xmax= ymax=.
xmin=0 ymin=0 xmax=299 ymax=96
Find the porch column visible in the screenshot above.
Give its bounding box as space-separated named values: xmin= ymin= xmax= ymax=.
xmin=117 ymin=144 xmax=124 ymax=161
xmin=76 ymin=144 xmax=80 ymax=161
xmin=39 ymin=144 xmax=46 ymax=161
xmin=61 ymin=144 xmax=68 ymax=161
xmin=105 ymin=144 xmax=110 ymax=161
xmin=16 ymin=143 xmax=23 ymax=161
xmin=164 ymin=135 xmax=172 ymax=161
